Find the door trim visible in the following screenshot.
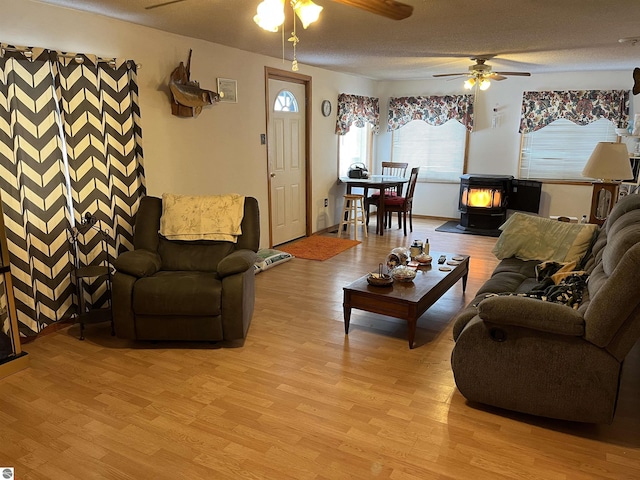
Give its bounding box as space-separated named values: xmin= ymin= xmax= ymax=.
xmin=264 ymin=67 xmax=312 ymax=247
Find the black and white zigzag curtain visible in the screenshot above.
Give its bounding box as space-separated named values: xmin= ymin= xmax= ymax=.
xmin=0 ymin=45 xmax=145 ymax=336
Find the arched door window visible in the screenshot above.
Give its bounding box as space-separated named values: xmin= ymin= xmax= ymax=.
xmin=274 ymin=90 xmax=299 ymax=112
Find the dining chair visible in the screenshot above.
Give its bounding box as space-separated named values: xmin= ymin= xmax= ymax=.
xmin=382 ymin=161 xmax=409 ymax=178
xmin=365 ymin=161 xmax=409 ymax=227
xmin=367 ymin=167 xmax=419 ymax=236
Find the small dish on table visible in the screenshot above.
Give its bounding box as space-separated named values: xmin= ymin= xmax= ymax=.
xmin=367 ymin=264 xmax=394 ymax=287
xmin=391 ymin=265 xmax=417 ymax=283
xmin=415 ymin=253 xmax=432 ymax=265
xmin=367 ymin=273 xmax=393 ymax=287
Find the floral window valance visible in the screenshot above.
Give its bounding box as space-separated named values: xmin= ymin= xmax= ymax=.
xmin=519 ymin=90 xmax=629 ymax=133
xmin=335 ymin=93 xmax=380 ymax=135
xmin=387 ymin=95 xmax=474 ymax=132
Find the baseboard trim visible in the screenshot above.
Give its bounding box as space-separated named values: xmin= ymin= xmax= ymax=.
xmin=313 ymin=215 xmax=460 ymax=236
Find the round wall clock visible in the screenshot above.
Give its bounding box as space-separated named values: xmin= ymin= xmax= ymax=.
xmin=321 ymin=100 xmax=332 ymax=117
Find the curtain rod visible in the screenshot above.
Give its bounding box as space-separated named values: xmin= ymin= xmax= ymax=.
xmin=1 ymin=45 xmax=142 ymax=69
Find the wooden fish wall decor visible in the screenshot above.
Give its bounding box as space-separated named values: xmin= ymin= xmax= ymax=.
xmin=169 ymin=49 xmax=221 ymax=117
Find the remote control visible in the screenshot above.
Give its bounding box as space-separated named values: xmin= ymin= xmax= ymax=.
xmin=438 ymin=255 xmax=446 ymax=264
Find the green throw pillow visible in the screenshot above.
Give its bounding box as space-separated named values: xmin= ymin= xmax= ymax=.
xmin=492 ymin=213 xmax=599 ymax=263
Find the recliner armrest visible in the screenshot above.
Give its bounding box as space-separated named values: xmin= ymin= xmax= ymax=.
xmin=477 ymin=295 xmax=585 ymax=336
xmin=217 ymin=249 xmax=257 ymax=278
xmin=114 ymin=249 xmax=162 ymax=278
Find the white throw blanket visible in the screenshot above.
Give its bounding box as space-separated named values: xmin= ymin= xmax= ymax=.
xmin=159 ymin=193 xmax=245 ymax=242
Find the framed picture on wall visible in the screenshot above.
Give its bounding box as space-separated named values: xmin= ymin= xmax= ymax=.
xmin=217 ymin=78 xmax=237 ymax=103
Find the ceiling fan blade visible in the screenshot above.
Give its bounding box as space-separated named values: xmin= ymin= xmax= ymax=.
xmin=633 ymin=67 xmax=640 ymax=95
xmin=433 ymin=73 xmax=468 ymax=78
xmin=331 ymin=0 xmax=413 ymax=20
xmin=493 ymin=71 xmax=532 ymax=77
xmin=487 ymin=73 xmax=507 ymax=81
xmin=145 ymin=0 xmax=187 ymax=9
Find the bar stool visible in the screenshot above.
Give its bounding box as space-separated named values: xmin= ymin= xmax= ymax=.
xmin=338 ymin=194 xmax=367 ymax=240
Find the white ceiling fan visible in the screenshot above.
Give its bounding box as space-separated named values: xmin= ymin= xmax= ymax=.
xmin=433 ymin=57 xmax=531 ymax=90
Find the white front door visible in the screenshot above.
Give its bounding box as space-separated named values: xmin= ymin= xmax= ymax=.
xmin=268 ymin=79 xmax=307 ymax=246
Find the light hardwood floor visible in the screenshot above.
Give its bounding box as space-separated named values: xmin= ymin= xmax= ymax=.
xmin=1 ymin=218 xmax=639 ymax=479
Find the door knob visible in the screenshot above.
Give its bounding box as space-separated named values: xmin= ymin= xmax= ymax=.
xmin=270 ymin=173 xmax=276 ymax=177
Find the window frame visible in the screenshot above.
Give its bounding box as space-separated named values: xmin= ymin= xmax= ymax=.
xmin=338 ymin=124 xmax=374 ymax=178
xmin=273 ymin=89 xmax=299 ymax=112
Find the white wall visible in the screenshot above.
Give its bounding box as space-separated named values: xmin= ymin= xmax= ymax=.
xmin=3 ymin=0 xmax=375 ymax=247
xmin=376 ymin=72 xmax=639 ymax=220
xmin=3 ymin=0 xmax=639 ymax=244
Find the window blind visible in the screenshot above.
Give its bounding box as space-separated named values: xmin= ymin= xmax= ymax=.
xmin=392 ymin=119 xmax=467 ymax=182
xmin=520 ymin=118 xmax=617 ymax=180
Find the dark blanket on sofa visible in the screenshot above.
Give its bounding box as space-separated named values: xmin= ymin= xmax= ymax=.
xmin=475 ymin=261 xmax=589 ymax=310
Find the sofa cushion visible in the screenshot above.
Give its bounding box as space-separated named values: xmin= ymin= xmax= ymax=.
xmin=604 ymin=193 xmax=640 ymax=233
xmin=491 ymin=257 xmax=539 ymax=277
xmin=492 ymin=212 xmax=598 ymax=264
xmin=133 ymin=271 xmax=221 ymax=316
xmin=476 ymin=271 xmax=533 ymax=296
xmin=583 ymin=233 xmax=640 ymax=352
xmin=158 ymin=238 xmax=233 ymax=271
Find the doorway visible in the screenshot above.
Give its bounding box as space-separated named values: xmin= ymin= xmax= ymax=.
xmin=265 ymin=67 xmax=312 ymax=247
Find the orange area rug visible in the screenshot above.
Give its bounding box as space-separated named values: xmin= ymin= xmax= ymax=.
xmin=278 ymin=235 xmax=360 ymax=261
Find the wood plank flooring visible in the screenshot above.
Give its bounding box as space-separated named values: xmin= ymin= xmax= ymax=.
xmin=1 ymin=218 xmax=639 ymax=479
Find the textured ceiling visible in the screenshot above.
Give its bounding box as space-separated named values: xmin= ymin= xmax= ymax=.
xmin=34 ymin=0 xmax=640 ymax=80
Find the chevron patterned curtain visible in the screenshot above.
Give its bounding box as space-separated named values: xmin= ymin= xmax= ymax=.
xmin=0 ymin=46 xmax=145 ymax=336
xmin=55 ymin=56 xmax=146 ymax=312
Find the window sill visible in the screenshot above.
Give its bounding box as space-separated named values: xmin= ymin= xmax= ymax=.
xmin=524 ymin=179 xmax=593 ymax=186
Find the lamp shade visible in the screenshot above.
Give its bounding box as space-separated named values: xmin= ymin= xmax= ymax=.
xmin=582 ymin=142 xmax=633 ymax=181
xmin=292 ymin=0 xmax=323 ymax=29
xmin=479 ymin=78 xmax=491 ymax=90
xmin=254 ymin=0 xmax=285 ymax=32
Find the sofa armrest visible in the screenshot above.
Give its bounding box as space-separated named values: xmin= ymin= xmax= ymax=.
xmin=217 ymin=249 xmax=257 ymax=278
xmin=477 ymin=295 xmax=585 ymax=336
xmin=114 ymin=249 xmax=161 ymax=278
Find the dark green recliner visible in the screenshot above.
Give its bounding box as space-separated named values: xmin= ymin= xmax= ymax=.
xmin=112 ymin=196 xmax=259 ymax=345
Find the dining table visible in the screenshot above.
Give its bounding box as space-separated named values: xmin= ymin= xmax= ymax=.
xmin=339 ymin=175 xmax=409 ymax=236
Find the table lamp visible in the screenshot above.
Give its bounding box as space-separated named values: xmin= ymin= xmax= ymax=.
xmin=582 ymin=142 xmax=633 ymax=225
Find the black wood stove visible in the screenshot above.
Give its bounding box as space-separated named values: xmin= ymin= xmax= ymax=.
xmin=458 ymin=174 xmax=542 ymax=233
xmin=458 ymin=174 xmax=513 ymax=231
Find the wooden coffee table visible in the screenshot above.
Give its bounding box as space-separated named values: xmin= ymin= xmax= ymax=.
xmin=343 ymin=252 xmax=469 ymax=348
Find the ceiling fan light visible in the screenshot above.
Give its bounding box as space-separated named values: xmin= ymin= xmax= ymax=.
xmin=463 ymin=78 xmax=475 ymax=90
xmin=292 ymin=0 xmax=323 ymax=29
xmin=479 ymin=78 xmax=491 ymax=90
xmin=254 ymin=0 xmax=285 ymax=32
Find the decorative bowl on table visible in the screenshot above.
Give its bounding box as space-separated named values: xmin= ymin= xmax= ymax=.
xmin=367 ymin=273 xmax=394 ymax=287
xmin=415 ymin=253 xmax=432 ymax=265
xmin=391 ymin=265 xmax=417 ymax=283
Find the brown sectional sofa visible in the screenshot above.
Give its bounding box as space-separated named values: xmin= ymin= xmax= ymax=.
xmin=451 ymin=193 xmax=640 ymax=423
